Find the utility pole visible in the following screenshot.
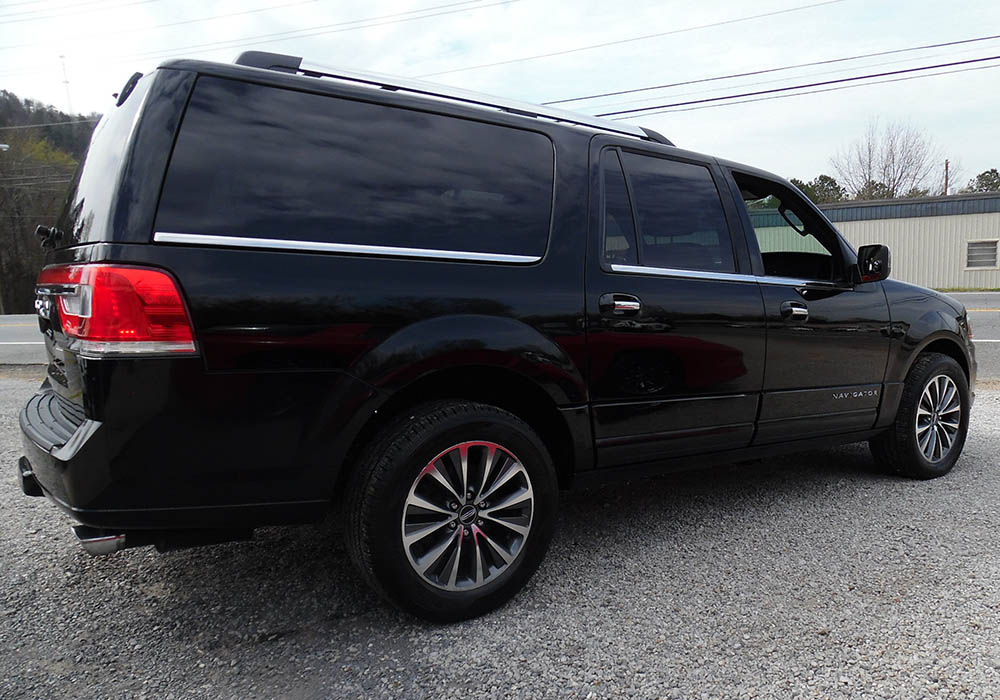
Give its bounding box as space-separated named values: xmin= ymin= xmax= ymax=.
xmin=944 ymin=159 xmax=950 ymax=196
xmin=59 ymin=55 xmax=73 ymax=114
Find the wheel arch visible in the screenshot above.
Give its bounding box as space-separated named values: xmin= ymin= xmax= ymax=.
xmin=904 ymin=332 xmax=971 ymax=381
xmin=336 ymin=365 xmax=591 ymax=498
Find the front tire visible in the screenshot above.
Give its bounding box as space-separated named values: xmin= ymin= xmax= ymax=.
xmin=869 ymin=352 xmax=970 ymax=479
xmin=345 ymin=401 xmax=558 ymax=622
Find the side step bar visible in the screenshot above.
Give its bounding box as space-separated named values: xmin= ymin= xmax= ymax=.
xmin=71 ymin=525 xmax=254 ymax=556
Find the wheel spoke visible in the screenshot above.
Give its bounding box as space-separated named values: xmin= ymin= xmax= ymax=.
xmin=472 ymin=445 xmax=498 ymax=503
xmin=938 ymin=383 xmax=956 ymax=413
xmin=482 ymin=485 xmax=533 ymax=515
xmin=478 ymin=527 xmax=515 ymax=565
xmin=417 ymin=527 xmax=460 ymax=575
xmin=918 ymin=426 xmax=933 ymax=455
xmin=936 ymin=425 xmax=949 ymax=452
xmin=406 ymin=492 xmax=452 ymax=516
xmin=924 ymin=430 xmax=937 ymax=460
xmin=473 ymin=531 xmax=485 ymax=586
xmin=423 ymin=460 xmax=461 ymax=502
xmin=482 ymin=512 xmax=530 ymax=536
xmin=446 ymin=530 xmax=465 ymax=588
xmin=480 ymin=461 xmax=525 ymax=502
xmin=403 ymin=517 xmax=453 ymax=546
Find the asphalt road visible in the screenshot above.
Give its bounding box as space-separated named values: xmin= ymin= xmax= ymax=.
xmin=4 ymin=292 xmax=999 ymax=378
xmin=0 ymin=315 xmax=46 ymax=365
xmin=949 ymin=293 xmax=1000 ymax=382
xmin=3 ymin=370 xmax=1000 ymax=698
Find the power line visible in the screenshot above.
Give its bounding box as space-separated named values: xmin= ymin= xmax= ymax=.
xmin=585 ymin=44 xmax=992 ymax=112
xmin=542 ymin=33 xmax=1000 ymax=106
xmin=0 ymin=0 xmax=165 ymax=24
xmin=0 ymin=119 xmax=99 ymax=130
xmin=413 ymin=0 xmax=847 ymax=78
xmin=614 ymin=62 xmax=1000 ymax=118
xmin=0 ymin=0 xmax=511 ymax=77
xmin=0 ymin=0 xmax=322 ymax=50
xmin=596 ymin=53 xmax=1000 ymax=117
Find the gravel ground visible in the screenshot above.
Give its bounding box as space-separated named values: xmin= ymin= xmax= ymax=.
xmin=3 ymin=372 xmax=1000 ymax=699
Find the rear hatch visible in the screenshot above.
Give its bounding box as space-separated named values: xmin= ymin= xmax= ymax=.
xmin=33 ymin=71 xmax=195 ymax=413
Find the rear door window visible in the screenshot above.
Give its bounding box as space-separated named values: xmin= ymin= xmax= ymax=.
xmin=156 ymin=77 xmax=555 ymax=258
xmin=619 ymin=151 xmax=736 ymax=273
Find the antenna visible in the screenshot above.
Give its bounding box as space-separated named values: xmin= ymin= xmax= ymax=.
xmin=59 ymin=55 xmax=73 ymax=114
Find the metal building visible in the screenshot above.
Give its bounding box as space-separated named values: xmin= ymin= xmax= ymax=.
xmin=823 ymin=193 xmax=1000 ymax=290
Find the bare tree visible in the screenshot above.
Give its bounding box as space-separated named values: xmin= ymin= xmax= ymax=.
xmin=831 ymin=119 xmax=941 ymax=200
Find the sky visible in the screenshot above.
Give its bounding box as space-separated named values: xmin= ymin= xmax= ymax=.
xmin=1 ymin=0 xmax=999 ymax=190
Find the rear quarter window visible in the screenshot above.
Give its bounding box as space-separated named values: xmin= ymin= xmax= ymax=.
xmin=155 ymin=77 xmax=555 ymax=258
xmin=55 ymin=72 xmax=154 ymax=246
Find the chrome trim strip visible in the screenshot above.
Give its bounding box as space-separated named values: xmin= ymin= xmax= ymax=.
xmin=596 ymin=393 xmax=750 ymax=408
xmin=153 ymin=232 xmax=541 ymax=264
xmin=609 ymin=264 xmax=756 ymax=284
xmin=757 ymin=275 xmax=845 ymax=289
xmin=609 ymin=264 xmax=850 ymax=288
xmin=35 ymin=284 xmax=80 ymax=296
xmin=153 ymin=231 xmax=542 ymax=263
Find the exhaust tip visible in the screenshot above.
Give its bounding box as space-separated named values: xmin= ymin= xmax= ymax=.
xmin=72 ymin=525 xmax=127 ymax=556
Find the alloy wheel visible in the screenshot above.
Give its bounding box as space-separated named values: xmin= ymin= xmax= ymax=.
xmin=401 ymin=441 xmax=534 ymax=591
xmin=915 ymin=374 xmax=961 ymax=463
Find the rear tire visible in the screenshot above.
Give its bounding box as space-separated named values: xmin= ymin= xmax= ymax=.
xmin=344 ymin=400 xmax=558 ymax=622
xmin=869 ymin=352 xmax=970 ymax=479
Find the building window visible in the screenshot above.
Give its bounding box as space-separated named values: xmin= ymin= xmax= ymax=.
xmin=967 ymin=240 xmax=999 ymax=269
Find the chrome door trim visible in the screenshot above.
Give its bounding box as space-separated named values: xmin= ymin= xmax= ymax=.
xmin=609 ymin=264 xmax=756 ymax=284
xmin=153 ymin=232 xmax=542 ymax=264
xmin=608 ymin=263 xmax=852 ymax=289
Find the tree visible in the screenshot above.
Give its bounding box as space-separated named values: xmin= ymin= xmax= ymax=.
xmin=831 ymin=119 xmax=940 ymax=199
xmin=0 ymin=132 xmax=77 ymax=313
xmin=0 ymin=89 xmax=95 ymax=313
xmin=792 ymin=174 xmax=846 ymax=204
xmin=966 ymin=168 xmax=1000 ymax=193
xmin=855 ymin=180 xmax=893 ymax=201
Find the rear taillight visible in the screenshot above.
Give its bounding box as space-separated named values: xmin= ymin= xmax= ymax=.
xmin=36 ymin=264 xmax=196 ymax=356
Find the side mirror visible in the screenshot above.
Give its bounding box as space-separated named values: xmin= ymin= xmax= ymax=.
xmin=856 ymin=244 xmax=891 ymax=283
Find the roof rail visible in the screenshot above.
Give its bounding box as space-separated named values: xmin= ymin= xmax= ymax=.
xmin=234 ymin=51 xmax=674 ymax=146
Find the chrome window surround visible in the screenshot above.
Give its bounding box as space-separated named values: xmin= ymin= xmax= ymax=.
xmin=153 ymin=232 xmax=541 ymax=264
xmin=609 ymin=263 xmax=851 ymax=288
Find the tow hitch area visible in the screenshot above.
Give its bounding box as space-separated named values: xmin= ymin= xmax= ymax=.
xmin=17 ymin=457 xmax=44 ymax=497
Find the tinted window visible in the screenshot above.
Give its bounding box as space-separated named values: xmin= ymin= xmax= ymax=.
xmin=156 ymin=77 xmax=554 ymax=257
xmin=620 ymin=152 xmax=734 ymax=272
xmin=602 ymin=150 xmax=638 ymax=265
xmin=56 ymin=72 xmax=153 ymax=246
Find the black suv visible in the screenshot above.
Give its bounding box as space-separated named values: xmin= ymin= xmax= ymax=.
xmin=17 ymin=52 xmax=976 ymax=621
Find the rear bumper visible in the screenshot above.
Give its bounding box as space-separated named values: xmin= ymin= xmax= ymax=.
xmin=18 ymin=384 xmax=331 ymax=530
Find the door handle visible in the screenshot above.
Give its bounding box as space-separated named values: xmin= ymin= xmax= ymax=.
xmin=780 ymin=300 xmax=809 ymax=321
xmin=599 ymin=293 xmax=642 ymax=316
